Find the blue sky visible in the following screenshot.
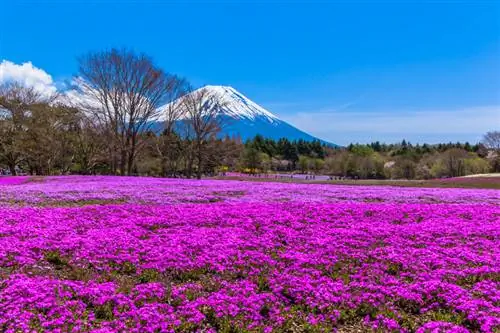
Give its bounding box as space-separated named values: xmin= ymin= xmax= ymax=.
xmin=0 ymin=1 xmax=499 ymax=145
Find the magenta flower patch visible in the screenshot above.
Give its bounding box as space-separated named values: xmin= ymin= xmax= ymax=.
xmin=0 ymin=176 xmax=498 ymax=332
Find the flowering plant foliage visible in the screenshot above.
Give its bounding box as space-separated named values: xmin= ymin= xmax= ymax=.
xmin=0 ymin=176 xmax=498 ymax=332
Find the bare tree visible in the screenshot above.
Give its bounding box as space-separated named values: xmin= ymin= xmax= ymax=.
xmin=159 ymin=78 xmax=190 ymax=136
xmin=482 ymin=131 xmax=500 ymax=151
xmin=154 ymin=132 xmax=183 ymax=177
xmin=21 ymin=103 xmax=79 ymax=175
xmin=74 ymin=48 xmax=183 ymax=175
xmin=153 ymin=78 xmax=190 ymax=177
xmin=442 ymin=148 xmax=468 ymax=178
xmin=180 ymin=87 xmax=227 ymax=179
xmin=72 ymin=117 xmax=108 ymax=174
xmin=0 ymin=83 xmax=56 ymax=175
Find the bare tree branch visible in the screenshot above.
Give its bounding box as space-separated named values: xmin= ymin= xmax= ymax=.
xmin=482 ymin=131 xmax=500 ymax=151
xmin=179 ymin=87 xmax=228 ymax=179
xmin=72 ymin=48 xmax=185 ymax=175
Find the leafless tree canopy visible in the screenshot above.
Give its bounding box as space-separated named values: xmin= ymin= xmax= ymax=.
xmin=182 ymin=87 xmax=226 ymax=140
xmin=0 ymin=82 xmax=57 ymax=121
xmin=160 ymin=78 xmax=191 ymax=136
xmin=75 ymin=48 xmax=184 ymax=175
xmin=482 ymin=131 xmax=500 ymax=151
xmin=179 ymin=87 xmax=228 ymax=179
xmin=0 ymin=83 xmax=59 ymax=175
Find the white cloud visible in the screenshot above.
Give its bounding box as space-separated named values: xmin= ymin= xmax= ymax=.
xmin=0 ymin=60 xmax=57 ymax=97
xmin=282 ymin=106 xmax=500 ymax=145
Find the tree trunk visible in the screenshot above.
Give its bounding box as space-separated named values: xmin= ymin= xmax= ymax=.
xmin=127 ymin=136 xmax=137 ymax=176
xmin=127 ymin=153 xmax=134 ymax=176
xmin=196 ymin=149 xmax=203 ymax=180
xmin=120 ymin=149 xmax=127 ymax=176
xmin=110 ymin=145 xmax=117 ymax=175
xmin=8 ymin=164 xmax=16 ymax=176
xmin=186 ymin=156 xmax=193 ymax=179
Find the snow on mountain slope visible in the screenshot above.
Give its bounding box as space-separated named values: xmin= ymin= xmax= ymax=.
xmin=158 ymin=85 xmax=279 ymax=123
xmin=157 ymin=85 xmax=336 ymax=145
xmin=201 ymin=85 xmax=279 ymax=123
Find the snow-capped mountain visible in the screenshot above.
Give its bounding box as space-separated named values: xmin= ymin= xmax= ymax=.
xmin=194 ymin=85 xmax=279 ymax=123
xmin=159 ymin=85 xmax=336 ymax=145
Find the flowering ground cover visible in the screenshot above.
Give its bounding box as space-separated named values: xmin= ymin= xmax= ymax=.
xmin=0 ymin=176 xmax=499 ymax=332
xmin=0 ymin=176 xmax=29 ymax=186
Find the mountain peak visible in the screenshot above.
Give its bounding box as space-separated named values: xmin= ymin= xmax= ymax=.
xmin=157 ymin=85 xmax=336 ymax=146
xmin=193 ymin=85 xmax=279 ymax=123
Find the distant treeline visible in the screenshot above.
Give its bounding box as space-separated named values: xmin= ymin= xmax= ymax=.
xmin=244 ymin=136 xmax=486 ymax=161
xmin=239 ymin=135 xmax=499 ymax=179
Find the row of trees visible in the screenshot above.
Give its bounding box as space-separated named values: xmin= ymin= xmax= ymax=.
xmin=245 ymin=135 xmax=325 ymax=160
xmin=1 ymin=48 xmax=499 ymax=179
xmin=238 ymin=135 xmax=500 ymax=179
xmin=323 ymin=146 xmax=495 ymax=180
xmin=240 ymin=136 xmax=499 ymax=178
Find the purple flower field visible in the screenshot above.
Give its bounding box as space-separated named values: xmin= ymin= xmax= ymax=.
xmin=0 ymin=176 xmax=499 ymax=332
xmin=0 ymin=176 xmax=29 ymax=186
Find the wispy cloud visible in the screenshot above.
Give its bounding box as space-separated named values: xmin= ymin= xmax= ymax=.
xmin=0 ymin=60 xmax=57 ymax=97
xmin=282 ymin=106 xmax=500 ymax=145
xmin=317 ymin=94 xmax=367 ymax=114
